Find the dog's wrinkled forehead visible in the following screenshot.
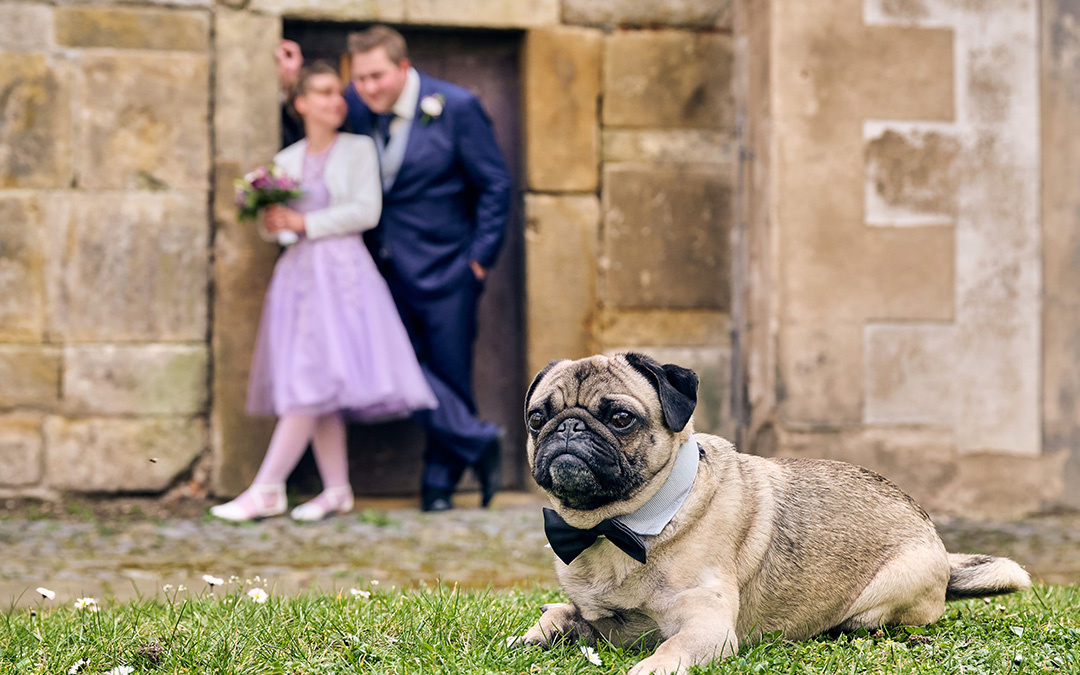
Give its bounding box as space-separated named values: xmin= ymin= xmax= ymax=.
xmin=528 ymin=355 xmax=657 ymax=414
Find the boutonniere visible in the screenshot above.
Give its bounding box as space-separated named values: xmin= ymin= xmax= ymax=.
xmin=419 ymin=93 xmax=445 ymax=125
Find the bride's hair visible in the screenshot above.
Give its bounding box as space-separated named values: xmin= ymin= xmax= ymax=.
xmin=293 ymin=61 xmax=341 ymax=99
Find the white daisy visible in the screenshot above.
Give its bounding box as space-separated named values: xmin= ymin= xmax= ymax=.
xmin=106 ymin=667 xmax=134 ymax=675
xmin=202 ymin=575 xmax=224 ymax=587
xmin=73 ymin=597 xmax=98 ymax=612
xmin=68 ymin=658 xmax=88 ymax=674
xmin=349 ymin=588 xmax=371 ymax=599
xmin=580 ymin=645 xmax=603 ymax=666
xmin=247 ymin=588 xmax=269 ymax=604
xmin=36 ymin=587 xmax=55 ymax=600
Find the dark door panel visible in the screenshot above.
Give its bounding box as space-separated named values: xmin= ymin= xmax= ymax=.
xmin=282 ymin=23 xmax=526 ymax=495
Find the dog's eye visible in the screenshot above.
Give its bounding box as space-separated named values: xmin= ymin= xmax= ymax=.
xmin=610 ymin=411 xmax=635 ymax=429
xmin=527 ymin=411 xmax=546 ymax=431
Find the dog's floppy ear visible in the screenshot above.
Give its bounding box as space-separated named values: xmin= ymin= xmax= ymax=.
xmin=623 ymin=352 xmax=698 ymax=431
xmin=524 ymin=359 xmax=566 ymax=417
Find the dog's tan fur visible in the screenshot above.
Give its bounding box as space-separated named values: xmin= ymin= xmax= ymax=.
xmin=512 ymin=354 xmax=1031 ymax=675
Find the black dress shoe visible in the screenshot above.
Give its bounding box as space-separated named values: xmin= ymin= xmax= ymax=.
xmin=475 ymin=428 xmax=504 ymax=508
xmin=421 ymin=487 xmax=453 ymax=512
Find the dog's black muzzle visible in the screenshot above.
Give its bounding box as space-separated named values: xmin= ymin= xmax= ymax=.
xmin=532 ymin=412 xmax=635 ymax=510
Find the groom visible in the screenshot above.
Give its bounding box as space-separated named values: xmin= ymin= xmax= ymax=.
xmin=339 ymin=26 xmax=511 ymax=511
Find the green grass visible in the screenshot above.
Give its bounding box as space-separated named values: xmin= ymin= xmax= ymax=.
xmin=2 ymin=583 xmax=1078 ymax=674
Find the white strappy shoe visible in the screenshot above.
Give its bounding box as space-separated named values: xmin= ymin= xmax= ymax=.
xmin=209 ymin=484 xmax=287 ymax=522
xmin=290 ymin=486 xmax=355 ymax=522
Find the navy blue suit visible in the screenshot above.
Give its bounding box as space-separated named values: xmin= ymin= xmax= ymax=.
xmin=344 ymin=72 xmax=512 ymax=493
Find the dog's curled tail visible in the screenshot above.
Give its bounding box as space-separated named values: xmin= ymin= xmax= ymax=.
xmin=945 ymin=553 xmax=1031 ymax=601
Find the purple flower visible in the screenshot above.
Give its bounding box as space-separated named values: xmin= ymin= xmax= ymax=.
xmin=233 ymin=163 xmax=304 ymax=224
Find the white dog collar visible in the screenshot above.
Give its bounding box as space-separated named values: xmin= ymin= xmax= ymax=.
xmin=615 ymin=434 xmax=699 ymax=536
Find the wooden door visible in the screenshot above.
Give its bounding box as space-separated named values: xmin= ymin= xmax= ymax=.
xmin=282 ymin=23 xmax=526 ymax=495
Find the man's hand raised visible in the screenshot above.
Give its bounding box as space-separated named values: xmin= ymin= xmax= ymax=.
xmin=275 ymin=39 xmax=303 ymax=94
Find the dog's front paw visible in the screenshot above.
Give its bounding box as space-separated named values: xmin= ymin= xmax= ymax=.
xmin=509 ymin=603 xmax=592 ymax=650
xmin=505 ymin=635 xmax=526 ymax=648
xmin=627 ymin=653 xmax=689 ymax=675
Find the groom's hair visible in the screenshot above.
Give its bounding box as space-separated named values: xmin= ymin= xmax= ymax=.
xmin=347 ymin=25 xmax=409 ymax=65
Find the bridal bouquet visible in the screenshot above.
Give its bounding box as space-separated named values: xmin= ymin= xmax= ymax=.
xmin=234 ymin=164 xmax=303 ymax=245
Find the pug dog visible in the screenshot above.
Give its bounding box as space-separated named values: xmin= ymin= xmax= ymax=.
xmin=510 ymin=353 xmax=1031 ymax=675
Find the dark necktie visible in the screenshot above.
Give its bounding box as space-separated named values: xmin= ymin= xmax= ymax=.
xmin=374 ymin=112 xmax=395 ymax=146
xmin=543 ymin=507 xmax=647 ymax=565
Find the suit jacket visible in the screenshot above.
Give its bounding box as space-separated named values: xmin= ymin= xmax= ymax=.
xmin=268 ymin=133 xmax=382 ymax=241
xmin=345 ymin=72 xmax=512 ymax=297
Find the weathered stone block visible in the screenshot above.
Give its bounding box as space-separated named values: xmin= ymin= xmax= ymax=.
xmin=211 ymin=162 xmax=277 ymax=496
xmin=1043 ymin=0 xmax=1080 ymax=508
xmin=861 ymin=225 xmax=955 ymax=322
xmin=524 ymin=27 xmax=602 ymax=192
xmin=602 ymin=165 xmax=731 ymax=310
xmin=0 ymin=195 xmax=46 ymax=342
xmin=0 ymin=415 xmax=43 ymax=486
xmin=604 ymin=31 xmax=734 ymax=129
xmin=938 ymin=451 xmax=1068 ymax=518
xmin=0 ymin=347 xmax=60 ymax=410
xmin=48 ymin=193 xmax=209 ymax=342
xmin=214 ymin=9 xmax=283 ymax=166
xmin=77 ymin=53 xmax=209 ymax=191
xmin=211 ymin=11 xmax=282 ymax=493
xmin=776 ymin=2 xmax=954 ymax=124
xmin=603 ymin=130 xmax=735 ymax=165
xmin=525 ymin=194 xmax=599 ymax=377
xmin=778 ymin=323 xmax=862 ymax=426
xmin=407 ymin=0 xmax=558 ymax=27
xmin=564 ymin=0 xmax=732 ymax=30
xmin=64 ymin=345 xmax=209 ymax=415
xmin=596 ymin=309 xmax=729 ymax=349
xmin=774 ymin=427 xmax=960 ymax=511
xmin=0 ymin=4 xmax=54 ymax=51
xmin=52 ymin=0 xmax=212 ymax=6
xmin=865 ymin=124 xmax=961 ymax=225
xmin=953 ymin=310 xmax=1040 ymax=456
xmin=864 ymin=323 xmax=955 ymax=426
xmin=0 ymin=54 xmax=71 ymax=189
xmin=44 ymin=417 xmax=206 ymax=493
xmin=248 ymin=0 xmax=404 ymax=21
xmin=56 ymin=7 xmax=209 ymax=51
xmin=783 ymin=223 xmax=954 ymax=324
xmin=778 ymin=425 xmax=1067 ymax=518
xmin=851 ymin=26 xmax=955 ymax=122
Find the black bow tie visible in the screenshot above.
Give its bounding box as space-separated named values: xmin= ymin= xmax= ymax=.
xmin=543 ymin=508 xmax=647 ymax=565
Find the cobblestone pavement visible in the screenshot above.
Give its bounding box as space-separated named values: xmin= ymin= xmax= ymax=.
xmin=1 ymin=493 xmax=1077 ymax=609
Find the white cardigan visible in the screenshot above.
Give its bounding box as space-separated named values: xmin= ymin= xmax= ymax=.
xmin=266 ymin=133 xmax=382 ymax=241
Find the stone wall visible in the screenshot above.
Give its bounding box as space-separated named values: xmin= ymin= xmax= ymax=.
xmin=0 ymin=0 xmax=738 ymax=498
xmin=734 ymin=0 xmax=1080 ymax=517
xmin=1043 ymin=0 xmax=1080 ymax=511
xmin=0 ymin=2 xmax=212 ymax=496
xmin=2 ymin=0 xmax=1078 ymax=517
xmin=523 ymin=14 xmax=738 ymax=440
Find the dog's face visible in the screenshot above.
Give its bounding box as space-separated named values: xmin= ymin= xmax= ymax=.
xmin=523 ymin=353 xmax=699 ymax=521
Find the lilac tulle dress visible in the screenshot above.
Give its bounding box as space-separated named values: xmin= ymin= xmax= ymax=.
xmin=246 ymin=145 xmax=437 ymax=421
